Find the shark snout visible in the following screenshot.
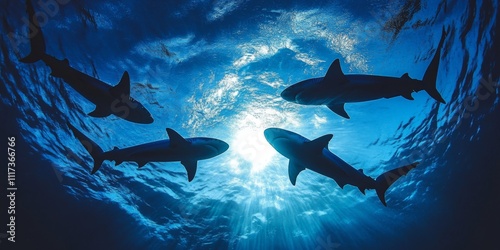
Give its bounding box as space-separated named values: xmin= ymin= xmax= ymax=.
xmin=280 ymin=86 xmax=297 ymax=103
xmin=216 ymin=140 xmax=230 ymax=154
xmin=205 ymin=139 xmax=229 ymax=155
xmin=264 ymin=128 xmax=284 ymax=145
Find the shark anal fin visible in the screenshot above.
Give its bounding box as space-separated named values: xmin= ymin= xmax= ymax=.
xmin=402 ymin=92 xmax=414 ymax=100
xmin=324 ymin=59 xmax=348 ymax=84
xmin=288 ymin=161 xmax=305 ymax=185
xmin=401 ymin=73 xmax=411 ymax=79
xmin=167 ymin=128 xmax=190 ymax=147
xmin=137 ymin=161 xmax=148 ymax=168
xmin=181 ymin=160 xmax=198 ymax=182
xmin=110 ymin=71 xmax=131 ymax=97
xmin=327 ymin=103 xmax=350 ymax=119
xmin=336 ymin=180 xmax=347 ymax=189
xmin=358 ymin=186 xmax=366 ymax=195
xmin=88 ymin=106 xmax=112 ymax=118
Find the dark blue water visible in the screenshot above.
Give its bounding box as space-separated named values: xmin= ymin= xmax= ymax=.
xmin=1 ymin=0 xmax=498 ymax=249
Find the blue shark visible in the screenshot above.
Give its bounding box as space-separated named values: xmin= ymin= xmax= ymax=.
xmin=264 ymin=128 xmax=418 ymax=206
xmin=68 ymin=124 xmax=229 ymax=181
xmin=281 ymin=28 xmax=447 ymax=119
xmin=20 ymin=0 xmax=153 ymax=124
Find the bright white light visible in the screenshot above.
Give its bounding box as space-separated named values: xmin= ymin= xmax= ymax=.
xmin=231 ymin=113 xmax=277 ymax=173
xmin=230 ymin=106 xmax=301 ymax=173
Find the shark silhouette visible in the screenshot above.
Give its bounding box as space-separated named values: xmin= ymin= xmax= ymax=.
xmin=68 ymin=124 xmax=229 ymax=181
xmin=281 ymin=28 xmax=448 ymax=118
xmin=264 ymin=128 xmax=418 ymax=206
xmin=20 ymin=0 xmax=154 ymax=124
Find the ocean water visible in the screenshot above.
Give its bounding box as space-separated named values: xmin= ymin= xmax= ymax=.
xmin=0 ymin=0 xmax=498 ymax=249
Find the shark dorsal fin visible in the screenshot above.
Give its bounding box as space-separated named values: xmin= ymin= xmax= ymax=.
xmin=324 ymin=59 xmax=348 ymax=84
xmin=181 ymin=160 xmax=198 ymax=182
xmin=306 ymin=134 xmax=333 ymax=152
xmin=166 ymin=128 xmax=190 ymax=147
xmin=111 ymin=71 xmax=130 ymax=96
xmin=327 ymin=103 xmax=350 ymax=119
xmin=288 ymin=161 xmax=305 ymax=185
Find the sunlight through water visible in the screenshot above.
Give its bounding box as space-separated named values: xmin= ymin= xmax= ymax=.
xmin=230 ymin=106 xmax=299 ymax=173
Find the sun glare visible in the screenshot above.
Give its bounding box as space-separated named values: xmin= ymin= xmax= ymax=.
xmin=230 ymin=106 xmax=299 ymax=173
xmin=233 ymin=126 xmax=275 ymax=173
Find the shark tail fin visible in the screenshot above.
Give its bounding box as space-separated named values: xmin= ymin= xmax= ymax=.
xmin=67 ymin=123 xmax=105 ymax=175
xmin=375 ymin=162 xmax=419 ymax=206
xmin=422 ymin=27 xmax=448 ymax=104
xmin=20 ymin=0 xmax=47 ymax=63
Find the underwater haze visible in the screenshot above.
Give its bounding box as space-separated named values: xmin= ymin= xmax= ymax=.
xmin=0 ymin=0 xmax=499 ymax=249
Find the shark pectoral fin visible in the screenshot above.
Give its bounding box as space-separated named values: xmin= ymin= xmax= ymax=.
xmin=166 ymin=128 xmax=190 ymax=147
xmin=327 ymin=103 xmax=350 ymax=119
xmin=324 ymin=59 xmax=348 ymax=84
xmin=306 ymin=134 xmax=333 ymax=152
xmin=402 ymin=92 xmax=414 ymax=100
xmin=88 ymin=106 xmax=112 ymax=118
xmin=111 ymin=71 xmax=131 ymax=97
xmin=181 ymin=160 xmax=198 ymax=182
xmin=288 ymin=161 xmax=305 ymax=185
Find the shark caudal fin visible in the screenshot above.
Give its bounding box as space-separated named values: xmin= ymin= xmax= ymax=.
xmin=422 ymin=27 xmax=447 ymax=104
xmin=375 ymin=162 xmax=419 ymax=206
xmin=20 ymin=0 xmax=47 ymax=63
xmin=67 ymin=123 xmax=105 ymax=174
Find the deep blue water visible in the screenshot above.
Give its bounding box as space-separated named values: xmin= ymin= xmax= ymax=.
xmin=0 ymin=0 xmax=499 ymax=249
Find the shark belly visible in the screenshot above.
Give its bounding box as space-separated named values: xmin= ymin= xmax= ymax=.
xmin=104 ymin=141 xmax=181 ymax=165
xmin=339 ymin=75 xmax=414 ymax=103
xmin=294 ymin=82 xmax=340 ymax=105
xmin=294 ymin=150 xmax=351 ymax=188
xmin=304 ymin=150 xmax=376 ymax=189
xmin=59 ymin=68 xmax=114 ymax=105
xmin=102 ymin=140 xmax=222 ymax=167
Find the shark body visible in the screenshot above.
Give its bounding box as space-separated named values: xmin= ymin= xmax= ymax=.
xmin=281 ymin=28 xmax=448 ymax=119
xmin=264 ymin=128 xmax=418 ymax=206
xmin=68 ymin=124 xmax=229 ymax=181
xmin=21 ymin=0 xmax=153 ymax=124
